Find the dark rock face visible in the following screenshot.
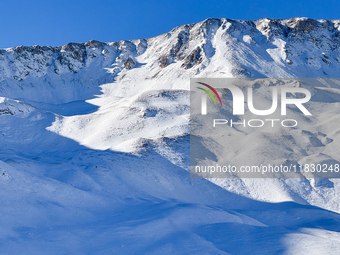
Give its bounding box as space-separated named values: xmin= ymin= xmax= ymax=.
xmin=182 ymin=47 xmax=202 ymax=69
xmin=60 ymin=43 xmax=87 ymax=64
xmin=287 ymin=18 xmax=319 ymax=34
xmin=170 ymin=30 xmax=190 ymax=60
xmin=61 ymin=42 xmax=86 ymax=52
xmin=158 ymin=26 xmax=191 ymax=68
xmin=13 ymin=45 xmax=55 ymax=55
xmin=85 ymin=40 xmax=105 ymax=48
xmin=123 ymin=57 xmax=135 ymax=70
xmin=159 ymin=55 xmax=169 ymax=68
xmin=264 ymin=20 xmax=290 ymax=38
xmin=13 ymin=46 xmax=34 ymax=54
xmin=0 ymin=109 xmax=14 ymax=115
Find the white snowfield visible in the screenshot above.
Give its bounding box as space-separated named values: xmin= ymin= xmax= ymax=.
xmin=1 ymin=17 xmax=340 ymax=254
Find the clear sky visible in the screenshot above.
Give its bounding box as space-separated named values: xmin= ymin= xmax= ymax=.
xmin=0 ymin=0 xmax=338 ymax=49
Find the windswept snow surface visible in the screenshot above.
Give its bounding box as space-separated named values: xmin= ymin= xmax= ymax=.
xmin=1 ymin=17 xmax=340 ymax=254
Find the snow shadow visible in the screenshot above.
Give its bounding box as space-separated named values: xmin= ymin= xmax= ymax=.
xmin=0 ymin=101 xmax=340 ymax=254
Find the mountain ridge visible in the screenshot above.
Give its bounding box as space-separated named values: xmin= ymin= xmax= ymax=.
xmin=1 ymin=17 xmax=340 ymax=105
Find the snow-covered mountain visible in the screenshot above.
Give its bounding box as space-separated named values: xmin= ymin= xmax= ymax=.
xmin=1 ymin=17 xmax=340 ymax=254
xmin=2 ymin=17 xmax=340 ymax=103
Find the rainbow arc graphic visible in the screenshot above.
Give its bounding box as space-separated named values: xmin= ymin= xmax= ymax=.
xmin=196 ymin=82 xmax=222 ymax=106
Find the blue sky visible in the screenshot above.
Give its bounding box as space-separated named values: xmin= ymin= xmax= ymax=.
xmin=0 ymin=0 xmax=338 ymax=48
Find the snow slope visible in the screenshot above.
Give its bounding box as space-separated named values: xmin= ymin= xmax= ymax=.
xmin=1 ymin=17 xmax=340 ymax=254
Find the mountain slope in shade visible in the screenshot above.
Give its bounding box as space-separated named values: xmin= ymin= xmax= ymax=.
xmin=1 ymin=17 xmax=340 ymax=254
